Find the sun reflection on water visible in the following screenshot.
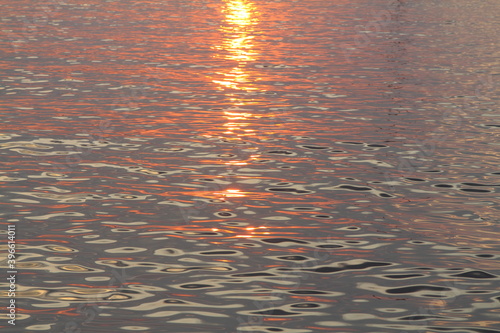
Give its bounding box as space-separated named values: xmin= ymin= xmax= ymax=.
xmin=204 ymin=1 xmax=268 ymax=206
xmin=224 ymin=0 xmax=254 ymax=26
xmin=213 ymin=0 xmax=260 ymax=91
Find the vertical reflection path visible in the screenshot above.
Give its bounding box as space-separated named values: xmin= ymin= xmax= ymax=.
xmin=208 ymin=0 xmax=261 ymax=206
xmin=213 ymin=0 xmax=260 ymax=92
xmin=212 ymin=0 xmax=262 ymax=144
xmin=206 ymin=0 xmax=275 ymax=238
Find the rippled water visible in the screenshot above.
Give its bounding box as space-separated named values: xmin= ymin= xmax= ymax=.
xmin=1 ymin=0 xmax=499 ymax=332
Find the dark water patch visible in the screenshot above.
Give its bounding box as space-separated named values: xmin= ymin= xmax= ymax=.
xmin=475 ymin=254 xmax=496 ymax=258
xmin=162 ymin=266 xmax=235 ymax=273
xmin=279 ymin=260 xmax=393 ymax=274
xmin=214 ymin=211 xmax=237 ymax=218
xmin=383 ymin=274 xmax=427 ymax=279
xmin=232 ymin=272 xmax=276 ymax=277
xmin=297 ymin=145 xmax=329 ymax=150
xmin=275 ymin=255 xmax=311 ymax=261
xmin=290 ymin=303 xmax=321 ymax=308
xmin=367 ymin=144 xmax=388 ymax=148
xmin=342 ymin=177 xmax=359 ymax=181
xmin=428 ymin=327 xmax=500 ymax=333
xmin=261 ymin=238 xmax=309 ymax=245
xmin=266 ymin=187 xmax=314 ymax=194
xmin=338 ymin=141 xmax=364 ymax=145
xmin=178 ymin=284 xmax=215 ymax=289
xmin=460 ymin=188 xmax=492 ymax=193
xmin=250 ymin=309 xmax=299 ymax=316
xmin=288 ymin=290 xmax=331 ymax=295
xmin=284 ymin=207 xmax=322 ymax=211
xmin=465 ymin=290 xmax=491 ymax=294
xmin=312 ymin=214 xmax=333 ymax=219
xmin=163 ymin=299 xmax=189 ymax=304
xmin=405 ymin=177 xmax=427 ymax=182
xmin=315 ymin=244 xmax=344 ymax=249
xmin=198 ymin=250 xmax=242 ymax=256
xmin=264 ymin=150 xmax=296 ymax=156
xmin=320 ymin=183 xmax=394 ymax=198
xmin=398 ymin=315 xmax=454 ymax=321
xmin=450 ymin=270 xmax=497 ymax=279
xmin=386 ymin=285 xmax=452 ymax=294
xmin=338 ymin=185 xmax=373 ymax=191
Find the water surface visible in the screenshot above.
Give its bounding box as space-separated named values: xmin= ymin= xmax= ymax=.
xmin=0 ymin=0 xmax=499 ymax=332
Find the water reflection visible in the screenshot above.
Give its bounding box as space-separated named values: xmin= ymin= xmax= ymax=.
xmin=1 ymin=0 xmax=499 ymax=331
xmin=209 ymin=0 xmax=263 ymax=202
xmin=213 ymin=0 xmax=260 ymax=91
xmin=213 ymin=0 xmax=263 ymax=157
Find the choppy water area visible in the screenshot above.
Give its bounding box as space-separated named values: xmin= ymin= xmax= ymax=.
xmin=1 ymin=0 xmax=499 ymax=332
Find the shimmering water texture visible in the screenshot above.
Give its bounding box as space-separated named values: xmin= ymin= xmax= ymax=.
xmin=1 ymin=0 xmax=499 ymax=332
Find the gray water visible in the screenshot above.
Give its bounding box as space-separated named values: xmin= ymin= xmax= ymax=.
xmin=0 ymin=0 xmax=499 ymax=332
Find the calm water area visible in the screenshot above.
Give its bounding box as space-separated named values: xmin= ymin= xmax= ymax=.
xmin=0 ymin=0 xmax=499 ymax=332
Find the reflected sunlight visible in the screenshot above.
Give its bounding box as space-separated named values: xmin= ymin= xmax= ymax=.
xmin=212 ymin=188 xmax=249 ymax=201
xmin=225 ymin=0 xmax=253 ymax=26
xmin=224 ymin=189 xmax=246 ymax=197
xmin=207 ymin=0 xmax=267 ymax=206
xmin=236 ymin=226 xmax=269 ymax=238
xmin=213 ymin=0 xmax=260 ymax=91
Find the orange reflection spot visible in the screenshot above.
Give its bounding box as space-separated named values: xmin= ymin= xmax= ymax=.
xmin=222 ymin=189 xmax=247 ymax=197
xmin=225 ymin=161 xmax=247 ymax=165
xmin=290 ymin=295 xmax=336 ymax=303
xmin=224 ymin=111 xmax=252 ymax=117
